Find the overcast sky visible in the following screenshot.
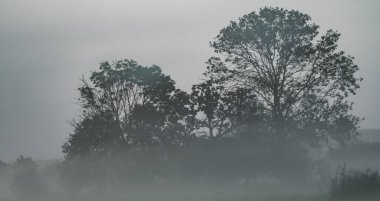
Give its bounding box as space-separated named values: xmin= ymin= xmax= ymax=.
xmin=0 ymin=0 xmax=379 ymax=161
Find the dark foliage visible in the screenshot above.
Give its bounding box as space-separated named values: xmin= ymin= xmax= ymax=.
xmin=330 ymin=166 xmax=380 ymax=200
xmin=60 ymin=7 xmax=361 ymax=190
xmin=62 ymin=60 xmax=194 ymax=159
xmin=206 ymin=7 xmax=361 ymax=145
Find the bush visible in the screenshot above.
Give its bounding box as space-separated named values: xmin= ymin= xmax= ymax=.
xmin=12 ymin=156 xmax=45 ymax=198
xmin=330 ymin=166 xmax=380 ymax=200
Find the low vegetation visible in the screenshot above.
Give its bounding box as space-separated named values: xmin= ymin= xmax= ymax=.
xmin=330 ymin=166 xmax=380 ymax=200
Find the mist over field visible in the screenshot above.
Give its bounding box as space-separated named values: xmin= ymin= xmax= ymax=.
xmin=1 ymin=131 xmax=380 ymax=201
xmin=1 ymin=1 xmax=380 ymax=201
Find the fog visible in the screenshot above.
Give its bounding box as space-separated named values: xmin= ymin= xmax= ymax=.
xmin=1 ymin=132 xmax=380 ymax=201
xmin=1 ymin=0 xmax=380 ymax=201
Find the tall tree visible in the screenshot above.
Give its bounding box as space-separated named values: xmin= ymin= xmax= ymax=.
xmin=62 ymin=111 xmax=123 ymax=158
xmin=206 ymin=7 xmax=361 ymax=144
xmin=63 ymin=60 xmax=192 ymax=158
xmin=191 ymin=80 xmax=261 ymax=139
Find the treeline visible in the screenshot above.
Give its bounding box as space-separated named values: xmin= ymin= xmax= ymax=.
xmin=1 ymin=7 xmax=363 ymax=196
xmin=59 ymin=7 xmax=361 ymax=190
xmin=60 ymin=59 xmax=310 ymax=189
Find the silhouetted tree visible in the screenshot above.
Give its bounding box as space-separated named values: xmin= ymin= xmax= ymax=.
xmin=206 ymin=7 xmax=362 ymax=144
xmin=62 ymin=111 xmax=124 ymax=159
xmin=63 ymin=60 xmax=192 ymax=159
xmin=191 ymin=80 xmax=262 ymax=139
xmin=60 ymin=8 xmax=364 ymax=186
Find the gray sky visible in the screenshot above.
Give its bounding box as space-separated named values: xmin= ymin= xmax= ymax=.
xmin=0 ymin=0 xmax=379 ymax=161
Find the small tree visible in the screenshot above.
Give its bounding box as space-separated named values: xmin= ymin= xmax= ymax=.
xmin=12 ymin=156 xmax=44 ymax=197
xmin=0 ymin=159 xmax=6 ymax=170
xmin=0 ymin=159 xmax=8 ymax=182
xmin=206 ymin=7 xmax=362 ymax=144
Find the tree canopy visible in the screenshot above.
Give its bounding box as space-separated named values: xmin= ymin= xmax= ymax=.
xmin=63 ymin=60 xmax=193 ymax=159
xmin=206 ymin=7 xmax=361 ymax=144
xmin=59 ymin=8 xmax=364 ymax=190
xmin=63 ymin=8 xmax=362 ymax=166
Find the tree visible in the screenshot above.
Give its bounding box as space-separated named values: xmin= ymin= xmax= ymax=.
xmin=0 ymin=159 xmax=6 ymax=169
xmin=63 ymin=59 xmax=192 ymax=158
xmin=62 ymin=111 xmax=124 ymax=159
xmin=127 ymin=90 xmax=193 ymax=150
xmin=206 ymin=7 xmax=361 ymax=144
xmin=0 ymin=159 xmax=8 ymax=181
xmin=12 ymin=156 xmax=44 ymax=197
xmin=191 ymin=80 xmax=261 ymax=139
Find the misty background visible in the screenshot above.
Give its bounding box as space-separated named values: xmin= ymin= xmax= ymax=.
xmin=0 ymin=0 xmax=379 ymax=161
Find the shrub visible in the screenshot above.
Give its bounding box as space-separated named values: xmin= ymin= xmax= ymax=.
xmin=330 ymin=166 xmax=380 ymax=200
